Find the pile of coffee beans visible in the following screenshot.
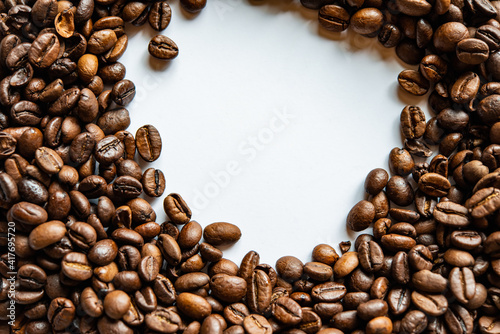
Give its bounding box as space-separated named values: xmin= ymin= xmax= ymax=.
xmin=1 ymin=0 xmax=500 ymax=331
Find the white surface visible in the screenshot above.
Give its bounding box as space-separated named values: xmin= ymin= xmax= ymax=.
xmin=120 ymin=0 xmax=424 ymax=267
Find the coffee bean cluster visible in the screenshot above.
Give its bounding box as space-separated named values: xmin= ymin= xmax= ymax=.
xmin=1 ymin=0 xmax=500 ymax=331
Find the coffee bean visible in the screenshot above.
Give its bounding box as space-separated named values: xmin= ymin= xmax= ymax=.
xmin=412 ymin=269 xmax=448 ymax=293
xmin=318 ymin=5 xmax=350 ymax=32
xmin=444 ymin=304 xmax=474 ymax=334
xmin=398 ymin=69 xmax=430 ymax=96
xmin=148 ymin=35 xmax=179 ymax=60
xmin=136 ymin=124 xmax=161 ymax=162
xmin=47 ymin=297 xmax=75 ymax=331
xmin=224 ymin=303 xmax=250 ymax=326
xmin=243 ymin=314 xmax=272 ymax=334
xmin=386 ymin=176 xmax=414 ymax=206
xmin=210 ymin=274 xmax=247 ymax=303
xmin=149 ymin=1 xmax=171 ymax=31
xmin=333 ymin=252 xmax=359 ymax=278
xmin=350 ymin=8 xmax=383 ymax=36
xmin=28 ymin=33 xmax=60 ymax=69
xmin=176 ymin=292 xmax=212 ymax=320
xmin=28 ymin=220 xmax=66 ymax=250
xmin=204 ymin=222 xmax=242 ymax=246
xmin=433 ymin=22 xmax=469 ymax=53
xmin=451 ymin=71 xmax=480 ymax=104
xmin=138 ymin=255 xmax=160 ymax=282
xmin=467 ymin=187 xmax=500 ymax=219
xmin=95 ymin=135 xmax=124 ymax=164
xmin=35 ymin=147 xmax=63 ymax=175
xmin=62 ymin=252 xmax=93 ymax=281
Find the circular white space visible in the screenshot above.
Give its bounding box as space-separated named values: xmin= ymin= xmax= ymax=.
xmin=120 ymin=0 xmax=424 ymax=266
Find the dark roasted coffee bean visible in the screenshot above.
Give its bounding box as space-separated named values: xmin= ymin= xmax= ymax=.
xmin=47 ymin=297 xmax=75 ymax=331
xmin=396 ymin=39 xmax=425 ymax=65
xmin=389 ymin=147 xmax=414 ymax=176
xmin=28 ymin=33 xmax=60 ymax=69
xmin=457 ymin=38 xmax=489 ymax=64
xmin=210 ymin=274 xmax=247 ymax=303
xmin=444 ymin=304 xmax=473 ymax=334
xmin=97 ymin=108 xmax=131 ymax=135
xmin=379 ymin=23 xmax=402 ymax=48
xmin=387 ymin=287 xmax=410 ymax=315
xmin=225 ymin=303 xmax=250 ymax=326
xmin=350 ymin=8 xmax=383 ymax=36
xmin=398 ymin=69 xmax=429 ymax=96
xmin=149 ymin=1 xmax=171 ymax=31
xmin=148 ymin=35 xmax=179 ymax=60
xmin=61 ymin=252 xmax=92 ymax=281
xmin=433 ymin=22 xmax=469 ymax=53
xmin=412 ymin=269 xmax=448 ymax=293
xmin=400 ymin=105 xmax=425 ymax=140
xmin=95 ymin=135 xmax=124 ymax=164
xmin=111 ymin=79 xmax=135 ymax=106
xmin=386 ymin=176 xmax=414 ymax=206
xmin=346 ymin=200 xmax=375 ymax=231
xmin=318 ymin=5 xmax=349 ymax=32
xmin=358 ymin=241 xmax=383 ymax=272
xmin=112 ymin=175 xmax=142 ymax=199
xmin=136 ymin=125 xmax=161 ymax=162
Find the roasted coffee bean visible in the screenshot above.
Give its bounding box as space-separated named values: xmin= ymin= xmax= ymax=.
xmin=95 ymin=135 xmax=124 ymax=164
xmin=138 ymin=256 xmax=159 ymax=282
xmin=88 ymin=239 xmax=118 ymax=266
xmin=135 ymin=125 xmax=161 ymax=162
xmin=467 ymin=187 xmax=500 ymax=219
xmin=386 ymin=176 xmax=414 ymax=206
xmin=149 ymin=1 xmax=171 ymax=31
xmin=451 ymin=71 xmax=480 ymax=104
xmin=224 ymin=303 xmax=250 ymax=326
xmin=387 ymin=287 xmax=410 ymax=315
xmin=333 ymin=252 xmax=359 ymax=278
xmin=204 ymin=222 xmax=242 ymax=246
xmin=398 ymin=69 xmax=430 ymax=96
xmin=433 ymin=22 xmax=469 ymax=53
xmin=389 ymin=147 xmax=414 ymax=176
xmin=444 ymin=304 xmax=474 ymax=334
xmin=111 ymin=79 xmax=135 ymax=106
xmin=176 ymin=292 xmax=212 ymax=320
xmin=433 ymin=201 xmax=470 ymax=227
xmin=47 ymin=297 xmax=75 ymax=331
xmin=412 ymin=269 xmax=448 ymax=293
xmin=346 ymin=200 xmax=375 ymax=231
xmin=28 ymin=220 xmax=66 ymax=250
xmin=113 ymin=176 xmax=143 ymax=199
xmin=318 ymin=5 xmax=350 ymax=32
xmin=419 ymin=54 xmax=448 ymax=83
xmin=350 ymin=8 xmax=384 ymax=36
xmin=35 ymin=147 xmax=63 ymax=175
xmin=97 ymin=108 xmax=131 ymax=135
xmin=210 ymin=274 xmax=247 ymax=303
xmin=246 ymin=269 xmax=272 ymax=314
xmin=28 ymin=33 xmax=60 ymax=69
xmin=178 ymin=220 xmax=202 ymax=249
xmin=358 ymin=241 xmax=383 ymax=272
xmin=148 ymin=35 xmax=179 ymax=60
xmin=396 ymin=39 xmax=425 ymax=65
xmin=61 ymin=252 xmax=92 ymax=281
xmin=457 ymin=38 xmax=489 ymax=64
xmin=400 ymin=105 xmax=425 ymax=140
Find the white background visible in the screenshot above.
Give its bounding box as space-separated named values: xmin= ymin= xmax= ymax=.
xmin=120 ymin=0 xmax=424 ymax=267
